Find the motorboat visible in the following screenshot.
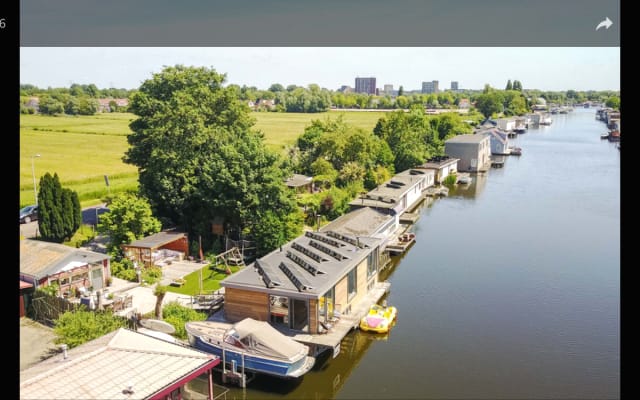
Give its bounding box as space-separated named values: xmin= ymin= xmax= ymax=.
xmin=457 ymin=176 xmax=472 ymax=184
xmin=359 ymin=304 xmax=398 ymax=334
xmin=185 ymin=318 xmax=315 ymax=379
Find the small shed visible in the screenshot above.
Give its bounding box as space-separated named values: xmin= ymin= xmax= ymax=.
xmin=285 ymin=174 xmax=314 ymax=193
xmin=122 ymin=231 xmax=189 ymax=268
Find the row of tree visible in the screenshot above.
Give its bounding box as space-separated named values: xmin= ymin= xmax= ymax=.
xmin=20 ymin=84 xmax=134 ymax=99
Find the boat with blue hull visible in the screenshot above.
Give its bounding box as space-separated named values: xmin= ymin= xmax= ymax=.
xmin=186 ymin=318 xmax=315 ymax=379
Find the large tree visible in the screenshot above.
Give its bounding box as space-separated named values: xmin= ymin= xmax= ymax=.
xmin=38 ymin=173 xmax=82 ymax=242
xmin=97 ymin=192 xmax=162 ymax=255
xmin=124 ymin=65 xmax=301 ymax=252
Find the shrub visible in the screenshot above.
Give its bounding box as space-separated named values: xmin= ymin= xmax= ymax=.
xmin=142 ymin=266 xmax=163 ymax=285
xmin=54 ymin=310 xmax=127 ymax=348
xmin=162 ymin=301 xmax=207 ymax=339
xmin=443 ymin=174 xmax=457 ymax=186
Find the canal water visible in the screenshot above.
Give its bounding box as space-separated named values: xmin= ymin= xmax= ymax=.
xmin=199 ymin=108 xmax=620 ymax=399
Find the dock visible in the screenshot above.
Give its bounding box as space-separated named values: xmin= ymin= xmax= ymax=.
xmin=424 ymin=186 xmax=449 ymax=197
xmin=399 ymin=212 xmax=420 ymax=224
xmin=286 ymin=281 xmax=391 ymax=357
xmin=491 ymin=156 xmax=506 ymax=168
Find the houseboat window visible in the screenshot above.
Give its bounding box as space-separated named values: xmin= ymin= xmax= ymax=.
xmin=348 ymin=268 xmax=357 ymax=301
xmin=270 ymin=295 xmax=289 ymax=326
xmin=367 ymin=249 xmax=378 ymax=279
xmin=319 ymin=288 xmax=335 ymax=323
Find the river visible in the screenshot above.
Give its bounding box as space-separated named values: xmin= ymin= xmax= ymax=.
xmin=195 ymin=108 xmax=620 ymax=399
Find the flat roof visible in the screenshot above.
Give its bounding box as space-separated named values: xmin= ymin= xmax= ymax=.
xmin=445 ymin=134 xmax=489 ymax=144
xmin=348 ymin=168 xmax=432 ymax=209
xmin=124 ymin=231 xmax=187 ymax=250
xmin=419 ymin=157 xmax=459 ymax=170
xmin=321 ymin=207 xmax=394 ymax=237
xmin=20 ymin=328 xmax=219 ymax=400
xmin=284 ymin=174 xmax=313 ymax=187
xmin=222 ymin=230 xmax=381 ymax=298
xmin=20 ymin=239 xmax=110 ymax=280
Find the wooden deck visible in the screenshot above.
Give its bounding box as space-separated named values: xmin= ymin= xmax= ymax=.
xmin=285 ymin=282 xmax=391 ymax=352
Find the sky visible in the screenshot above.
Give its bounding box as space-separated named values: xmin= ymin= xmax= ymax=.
xmin=20 ymin=47 xmax=620 ymax=92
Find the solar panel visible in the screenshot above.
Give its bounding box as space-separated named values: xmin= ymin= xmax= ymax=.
xmin=326 ymin=231 xmax=368 ymax=248
xmin=304 ymin=231 xmax=345 ymax=248
xmin=309 ymin=240 xmax=347 ymax=261
xmin=279 ymin=262 xmax=313 ymax=292
xmin=291 ymin=242 xmax=327 ymax=263
xmin=286 ymin=251 xmax=325 ymax=276
xmin=254 ymin=260 xmax=281 ymax=288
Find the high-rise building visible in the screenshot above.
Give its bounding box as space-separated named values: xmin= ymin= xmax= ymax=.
xmin=355 ymin=77 xmax=377 ymax=94
xmin=383 ymin=84 xmax=394 ymax=95
xmin=451 ymin=81 xmax=459 ymax=91
xmin=421 ymin=80 xmax=439 ymax=94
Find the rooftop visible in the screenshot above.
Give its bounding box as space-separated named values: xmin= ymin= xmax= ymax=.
xmin=20 ymin=239 xmax=110 ymax=280
xmin=320 ymin=207 xmax=394 ymax=237
xmin=125 ymin=231 xmax=188 ymax=250
xmin=445 ymin=134 xmax=489 ymax=144
xmin=348 ymin=168 xmax=433 ymax=209
xmin=420 ymin=156 xmax=460 ymax=170
xmin=222 ymin=230 xmax=381 ymax=298
xmin=20 ymin=328 xmax=219 ymax=400
xmin=284 ymin=174 xmax=313 ymax=188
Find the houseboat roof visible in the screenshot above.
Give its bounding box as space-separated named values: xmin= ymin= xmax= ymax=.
xmin=124 ymin=230 xmax=187 ymax=250
xmin=348 ymin=168 xmax=433 ymax=210
xmin=20 ymin=239 xmax=110 ymax=281
xmin=221 ymin=230 xmax=382 ymax=298
xmin=20 ymin=328 xmax=219 ymax=400
xmin=478 ymin=128 xmax=508 ymax=144
xmin=445 ymin=134 xmax=490 ymax=144
xmin=320 ymin=207 xmax=394 ymax=237
xmin=419 ymin=156 xmax=459 ymax=170
xmin=284 ymin=174 xmax=313 ymax=188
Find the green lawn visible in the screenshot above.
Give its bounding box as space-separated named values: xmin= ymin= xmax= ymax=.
xmin=165 ymin=264 xmax=242 ymax=295
xmin=19 ymin=111 xmax=387 ymax=207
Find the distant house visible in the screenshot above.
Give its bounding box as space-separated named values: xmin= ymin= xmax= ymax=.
xmin=122 ymin=231 xmax=189 ymax=268
xmin=20 ymin=328 xmax=221 ymax=400
xmin=496 ymin=118 xmax=516 ymax=132
xmin=256 ymin=99 xmax=276 ymax=110
xmin=25 ymin=97 xmax=39 ymax=110
xmin=97 ymin=98 xmax=129 ymax=112
xmin=321 ymin=206 xmax=397 ymax=250
xmin=20 ymin=239 xmax=111 ymax=295
xmin=247 ymin=100 xmax=256 ymax=108
xmin=458 ymin=98 xmax=470 ymax=109
xmin=417 ymin=156 xmax=459 ymax=184
xmin=285 ymin=174 xmax=314 ymax=193
xmin=480 ymin=128 xmax=510 ymax=155
xmin=444 ymin=134 xmax=491 ymax=172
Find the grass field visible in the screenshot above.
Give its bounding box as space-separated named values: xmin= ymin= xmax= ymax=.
xmin=19 ymin=111 xmax=388 ymax=208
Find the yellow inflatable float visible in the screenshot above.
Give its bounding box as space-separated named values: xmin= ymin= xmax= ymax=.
xmin=359 ymin=304 xmax=398 ymax=333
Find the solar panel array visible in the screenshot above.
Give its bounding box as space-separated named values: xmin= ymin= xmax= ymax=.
xmin=254 ymin=259 xmax=281 ymax=288
xmin=279 ymin=262 xmax=313 ymax=292
xmin=304 ymin=231 xmax=345 ymax=247
xmin=286 ymin=250 xmax=325 ymax=276
xmin=309 ymin=240 xmax=347 ymax=261
xmin=291 ymin=242 xmax=327 ymax=263
xmin=326 ymin=230 xmax=368 ymax=248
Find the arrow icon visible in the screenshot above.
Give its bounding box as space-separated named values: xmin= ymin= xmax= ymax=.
xmin=596 ymin=17 xmax=613 ymax=31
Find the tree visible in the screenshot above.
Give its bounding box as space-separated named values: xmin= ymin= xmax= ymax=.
xmin=268 ymin=83 xmax=285 ymax=92
xmin=125 ymin=65 xmax=300 ymax=254
xmin=38 ymin=173 xmax=81 ymax=242
xmin=605 ymin=96 xmax=620 ymax=110
xmin=97 ymin=192 xmax=162 ymax=255
xmin=505 ymin=80 xmax=513 ymax=90
xmin=513 ymin=80 xmax=523 ymax=91
xmin=38 ymin=96 xmax=64 ymax=115
xmin=398 ymin=85 xmax=404 ymax=97
xmin=475 ymin=92 xmax=504 ymax=119
xmin=153 ymin=285 xmax=168 ymax=319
